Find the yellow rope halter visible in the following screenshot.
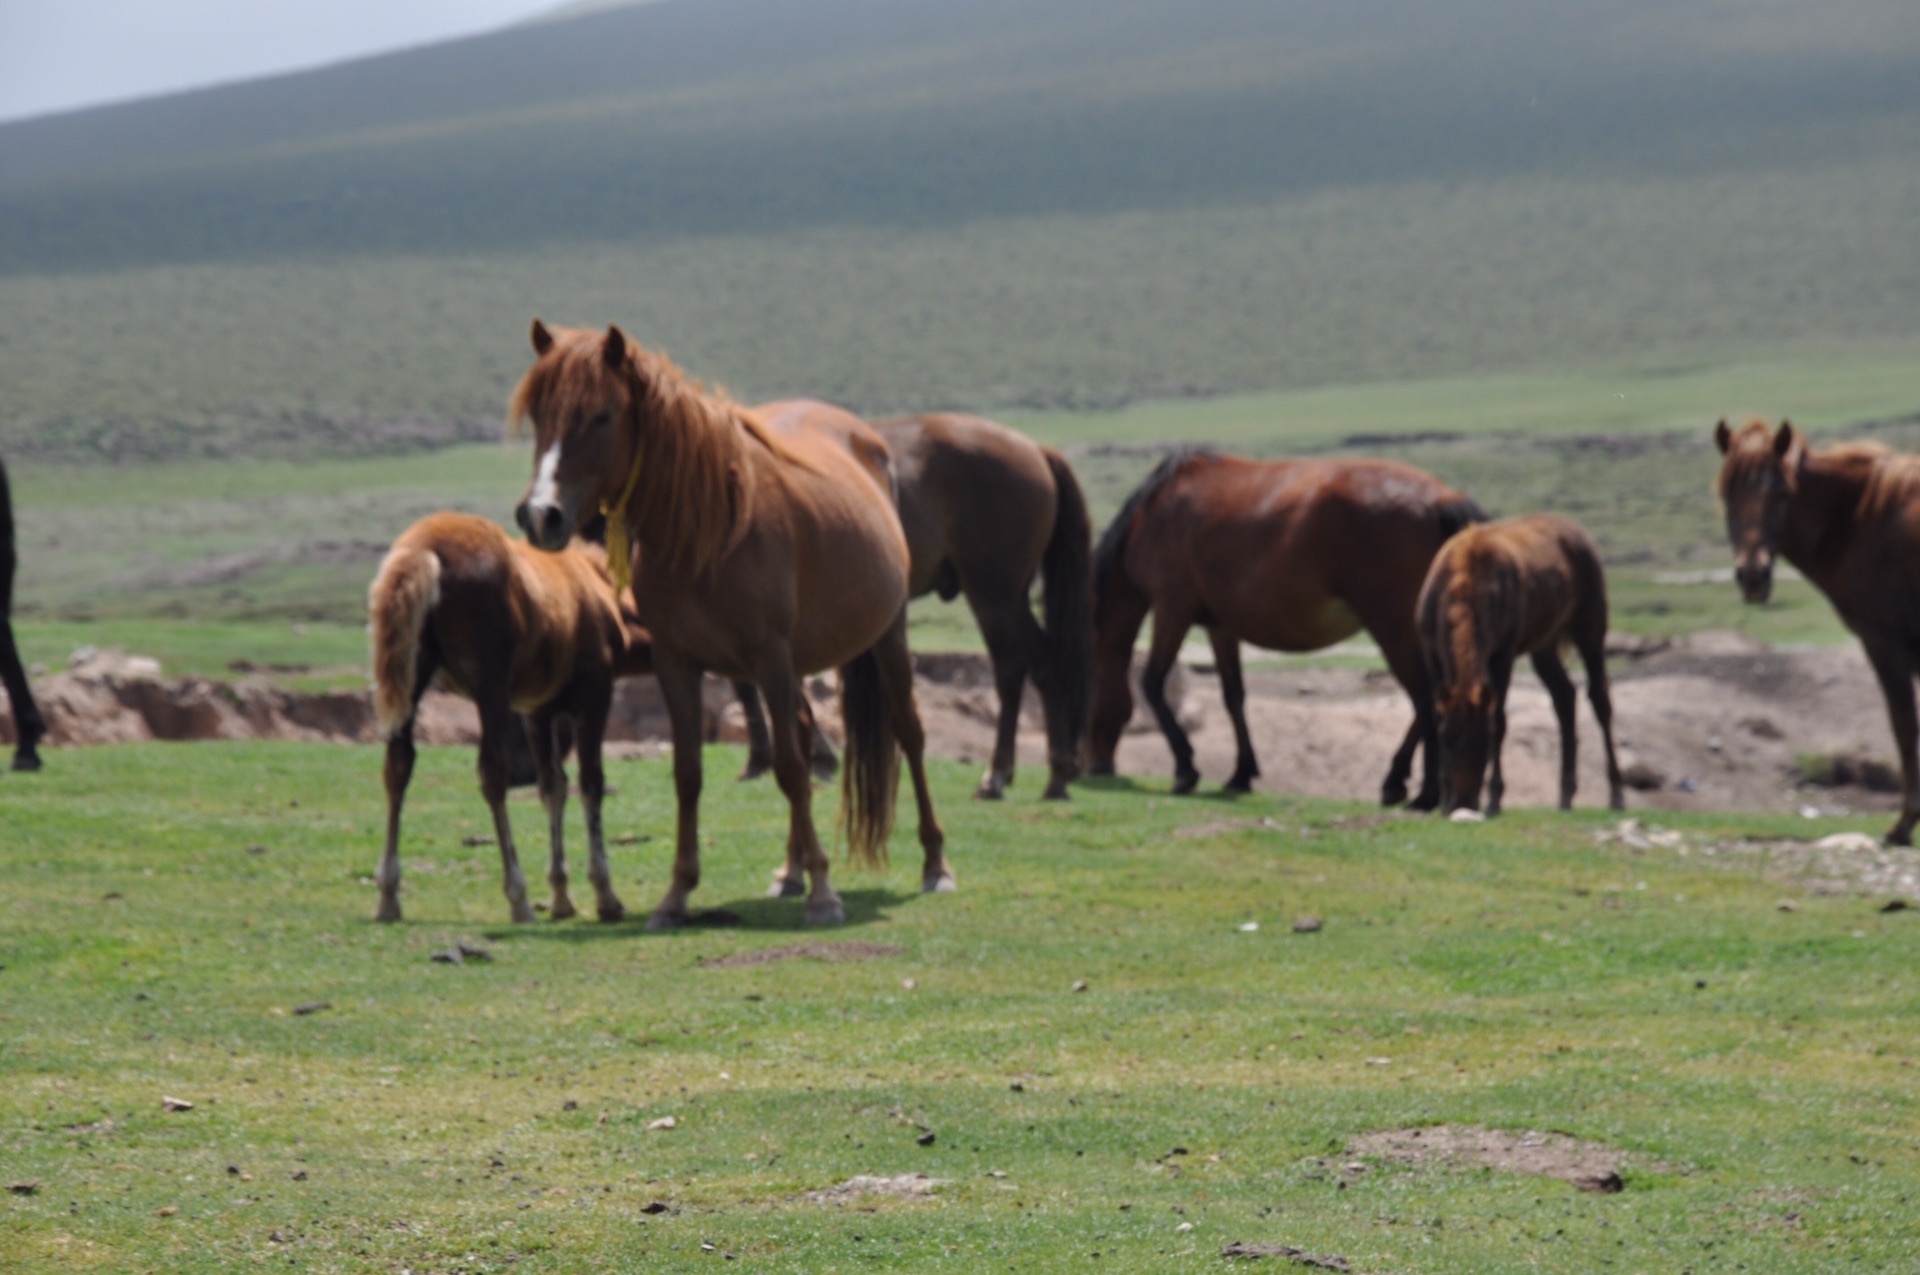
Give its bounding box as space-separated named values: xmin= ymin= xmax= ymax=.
xmin=601 ymin=439 xmax=645 ymax=597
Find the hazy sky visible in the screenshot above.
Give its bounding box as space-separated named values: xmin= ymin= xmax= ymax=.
xmin=0 ymin=0 xmax=565 ymax=123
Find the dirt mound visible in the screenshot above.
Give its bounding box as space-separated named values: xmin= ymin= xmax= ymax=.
xmin=802 ymin=1174 xmax=941 ymax=1204
xmin=1350 ymin=1125 xmax=1638 ymax=1193
xmin=698 ymin=941 xmax=903 ymax=969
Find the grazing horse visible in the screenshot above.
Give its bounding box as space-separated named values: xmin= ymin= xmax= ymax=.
xmin=0 ymin=457 xmax=46 ymax=771
xmin=1416 ymin=513 xmax=1624 ymax=815
xmin=511 ymin=321 xmax=949 ymax=927
xmin=1090 ymin=448 xmax=1486 ymax=804
xmin=368 ymin=512 xmax=650 ymax=924
xmin=1715 ymin=417 xmax=1920 ymax=845
xmin=741 ymin=413 xmax=1092 ymax=800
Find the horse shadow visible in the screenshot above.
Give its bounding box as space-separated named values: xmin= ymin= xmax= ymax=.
xmin=1076 ymin=774 xmax=1255 ymax=803
xmin=482 ymin=886 xmax=912 ymax=942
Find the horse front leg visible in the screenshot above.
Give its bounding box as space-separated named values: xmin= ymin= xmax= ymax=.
xmin=478 ymin=695 xmax=535 ymax=923
xmin=974 ymin=606 xmax=1036 ymax=801
xmin=1863 ymin=636 xmax=1920 ymax=846
xmin=734 ymin=679 xmax=775 ymax=781
xmin=1485 ymin=660 xmax=1514 ymax=818
xmin=1140 ymin=607 xmax=1199 ymax=794
xmin=650 ymin=653 xmax=708 ymax=929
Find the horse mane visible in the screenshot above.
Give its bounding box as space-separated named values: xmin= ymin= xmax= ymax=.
xmin=513 ymin=332 xmax=794 ymax=580
xmin=1093 ymin=446 xmax=1221 ymax=585
xmin=1846 ymin=445 xmax=1920 ymax=523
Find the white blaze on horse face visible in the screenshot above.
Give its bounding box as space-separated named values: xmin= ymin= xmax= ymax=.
xmin=530 ymin=441 xmax=564 ymax=512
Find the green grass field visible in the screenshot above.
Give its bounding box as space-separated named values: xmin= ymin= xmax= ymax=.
xmin=3 ymin=743 xmax=1918 ymax=1271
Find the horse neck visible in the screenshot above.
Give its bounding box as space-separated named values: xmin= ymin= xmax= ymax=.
xmin=1782 ymin=451 xmax=1874 ymax=575
xmin=622 ymin=373 xmax=751 ymax=579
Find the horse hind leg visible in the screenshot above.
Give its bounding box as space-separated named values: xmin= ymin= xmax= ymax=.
xmin=1141 ymin=606 xmax=1200 ymax=794
xmin=1530 ymin=647 xmax=1580 ymax=811
xmin=478 ymin=695 xmax=536 ymax=924
xmin=734 ymin=680 xmax=775 ymax=781
xmin=1485 ymin=659 xmax=1514 ymax=818
xmin=972 ymin=603 xmax=1039 ymax=800
xmin=527 ymin=710 xmax=577 ymax=920
xmin=376 ymin=726 xmax=416 ymax=922
xmin=875 ymin=613 xmax=952 ymax=893
xmin=574 ymin=693 xmax=625 ymax=921
xmin=757 ymin=655 xmax=841 ymax=920
xmin=1861 ymin=635 xmax=1920 ymax=845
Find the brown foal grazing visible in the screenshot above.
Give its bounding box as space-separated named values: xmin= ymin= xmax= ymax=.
xmin=1715 ymin=416 xmax=1920 ymax=844
xmin=512 ymin=321 xmax=949 ymax=927
xmin=1416 ymin=513 xmax=1624 ymax=816
xmin=368 ymin=512 xmax=650 ymax=924
xmin=1090 ymin=448 xmax=1486 ymax=805
xmin=740 ymin=412 xmax=1092 ymax=800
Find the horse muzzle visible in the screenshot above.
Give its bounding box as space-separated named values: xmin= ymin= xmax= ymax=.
xmin=516 ymin=499 xmax=572 ymax=551
xmin=1734 ymin=558 xmax=1774 ymax=605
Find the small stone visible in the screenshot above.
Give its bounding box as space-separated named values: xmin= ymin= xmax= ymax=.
xmin=290 ymin=1170 xmax=308 ymax=1181
xmin=1293 ymin=916 xmax=1323 ymax=934
xmin=640 ymin=1200 xmax=671 ymax=1214
xmin=1237 ymin=921 xmax=1259 ymax=932
xmin=1072 ymin=979 xmax=1088 ymax=993
xmin=161 ymin=1097 xmax=194 ymax=1112
xmin=917 ymin=1131 xmax=937 ymax=1147
xmin=245 ymin=844 xmax=266 ymax=855
xmin=1176 ymin=1221 xmax=1194 ymax=1232
xmin=1881 ymin=899 xmax=1911 ymax=913
xmin=1448 ymin=808 xmax=1485 ymax=823
xmin=292 ymin=1001 xmax=330 ymax=1016
xmin=6 ymin=1181 xmax=39 ymax=1196
xmin=901 ymin=978 xmax=917 ymax=990
xmin=646 ymin=1116 xmax=677 ymax=1132
xmin=430 ymin=949 xmax=463 ymax=965
xmin=154 ymin=1206 xmax=178 ymax=1217
xmin=1776 ymin=901 xmax=1797 ymax=912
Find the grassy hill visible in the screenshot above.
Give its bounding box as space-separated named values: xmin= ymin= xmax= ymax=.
xmin=2 ymin=0 xmax=1919 ymax=462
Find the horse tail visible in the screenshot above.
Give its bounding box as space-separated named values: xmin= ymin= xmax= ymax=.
xmin=838 ymin=647 xmax=898 ymax=869
xmin=1039 ymin=448 xmax=1094 ymax=750
xmin=1436 ymin=495 xmax=1491 ymax=541
xmin=368 ymin=541 xmax=442 ymax=738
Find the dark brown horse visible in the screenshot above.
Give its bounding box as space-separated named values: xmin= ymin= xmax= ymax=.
xmin=1716 ymin=416 xmax=1920 ymax=844
xmin=369 ymin=512 xmax=651 ymax=924
xmin=511 ymin=321 xmax=949 ymax=927
xmin=1090 ymin=448 xmax=1485 ymax=804
xmin=1416 ymin=513 xmax=1623 ymax=815
xmin=0 ymin=457 xmax=45 ymax=771
xmin=741 ymin=413 xmax=1091 ymax=800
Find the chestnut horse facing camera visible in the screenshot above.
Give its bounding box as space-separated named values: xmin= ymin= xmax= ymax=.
xmin=1416 ymin=513 xmax=1624 ymax=816
xmin=368 ymin=512 xmax=652 ymax=924
xmin=740 ymin=412 xmax=1093 ymax=801
xmin=1090 ymin=448 xmax=1486 ymax=805
xmin=1716 ymin=416 xmax=1920 ymax=845
xmin=511 ymin=320 xmax=950 ymax=927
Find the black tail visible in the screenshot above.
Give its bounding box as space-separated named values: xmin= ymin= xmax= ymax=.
xmin=838 ymin=648 xmax=897 ymax=868
xmin=1038 ymin=449 xmax=1094 ymax=758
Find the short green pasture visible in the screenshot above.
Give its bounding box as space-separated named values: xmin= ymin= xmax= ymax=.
xmin=3 ymin=744 xmax=1919 ymax=1271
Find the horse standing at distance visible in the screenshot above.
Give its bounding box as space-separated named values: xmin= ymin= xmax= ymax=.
xmin=1416 ymin=513 xmax=1624 ymax=816
xmin=741 ymin=413 xmax=1092 ymax=800
xmin=1716 ymin=416 xmax=1920 ymax=845
xmin=368 ymin=512 xmax=652 ymax=924
xmin=1090 ymin=448 xmax=1486 ymax=805
xmin=0 ymin=457 xmax=46 ymax=771
xmin=512 ymin=321 xmax=950 ymax=927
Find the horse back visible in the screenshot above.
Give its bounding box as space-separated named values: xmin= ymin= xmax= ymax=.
xmin=875 ymin=413 xmax=1057 ymax=599
xmin=1423 ymin=513 xmax=1600 ymax=661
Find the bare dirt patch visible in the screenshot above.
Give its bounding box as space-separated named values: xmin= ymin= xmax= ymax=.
xmin=1220 ymin=1241 xmax=1355 ymax=1269
xmin=1349 ymin=1125 xmax=1641 ymax=1193
xmin=801 ymin=1173 xmax=941 ymax=1204
xmin=697 ymin=941 xmax=903 ymax=970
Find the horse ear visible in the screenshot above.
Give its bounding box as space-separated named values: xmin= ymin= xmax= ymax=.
xmin=1713 ymin=418 xmax=1732 ymax=454
xmin=602 ymin=324 xmax=629 ymax=370
xmin=530 ymin=318 xmax=554 ymax=355
xmin=1773 ymin=419 xmax=1796 ymax=458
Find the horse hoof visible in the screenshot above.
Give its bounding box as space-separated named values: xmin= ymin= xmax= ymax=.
xmin=736 ymin=762 xmax=771 ymax=783
xmin=1404 ymin=790 xmax=1440 ymax=812
xmin=548 ymin=898 xmax=578 ymax=922
xmin=1885 ymin=824 xmax=1915 ymax=848
xmin=973 ymin=782 xmax=1006 ymax=801
xmin=375 ymin=903 xmax=402 ymax=924
xmin=11 ymin=752 xmax=42 ymax=772
xmin=1171 ymin=771 xmax=1200 ymax=796
xmin=597 ymin=899 xmax=626 ymax=923
xmin=1041 ymin=783 xmax=1072 ymax=801
xmin=509 ymin=905 xmax=537 ymax=924
xmin=766 ymin=874 xmax=806 ymax=899
xmin=646 ymin=907 xmax=689 ymax=931
xmin=922 ymin=872 xmax=957 ymax=895
xmin=805 ymin=898 xmax=846 ymax=926
xmin=1225 ymin=776 xmax=1255 ymax=795
xmin=1381 ymin=782 xmax=1410 ymax=806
